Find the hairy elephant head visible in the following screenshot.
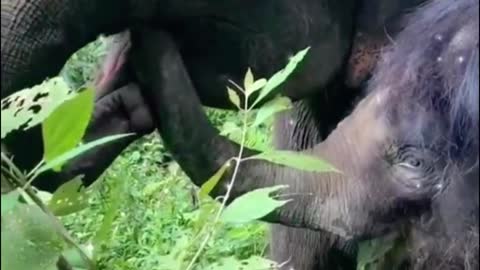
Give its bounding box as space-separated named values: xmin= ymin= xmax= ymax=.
xmin=125 ymin=0 xmax=477 ymax=268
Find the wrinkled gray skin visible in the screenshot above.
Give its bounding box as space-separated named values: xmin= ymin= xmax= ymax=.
xmin=82 ymin=0 xmax=478 ymax=268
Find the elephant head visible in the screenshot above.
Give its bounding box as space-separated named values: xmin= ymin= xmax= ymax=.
xmin=123 ymin=0 xmax=477 ymax=267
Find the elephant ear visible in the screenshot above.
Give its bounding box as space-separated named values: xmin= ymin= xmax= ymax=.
xmin=345 ymin=34 xmax=386 ymax=88
xmin=1 ymin=77 xmax=76 ymax=139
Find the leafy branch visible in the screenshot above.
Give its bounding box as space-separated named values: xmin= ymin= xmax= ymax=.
xmin=1 ymin=82 xmax=131 ymax=270
xmin=184 ymin=47 xmax=340 ymax=269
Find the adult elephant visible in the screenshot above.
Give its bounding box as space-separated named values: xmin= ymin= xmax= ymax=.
xmin=1 ymin=0 xmax=427 ymax=191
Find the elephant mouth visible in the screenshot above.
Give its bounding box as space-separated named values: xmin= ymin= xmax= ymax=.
xmin=94 ymin=35 xmax=131 ymax=98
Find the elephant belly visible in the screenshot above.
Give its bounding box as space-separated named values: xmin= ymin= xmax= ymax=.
xmin=163 ymin=0 xmax=356 ymax=108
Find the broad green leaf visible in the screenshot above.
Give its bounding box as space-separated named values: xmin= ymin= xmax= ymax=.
xmin=252 ymin=47 xmax=310 ymax=108
xmin=199 ymin=161 xmax=230 ymax=200
xmin=1 ymin=204 xmax=65 ymax=270
xmin=227 ymin=87 xmax=241 ymax=109
xmin=36 ymin=133 xmax=133 ymax=175
xmin=246 ymin=78 xmax=267 ymax=97
xmin=1 ymin=190 xmax=20 ymax=215
xmin=243 ymin=68 xmax=254 ymax=91
xmin=219 ymin=121 xmax=241 ymax=136
xmin=205 ymin=255 xmax=278 ymax=270
xmin=251 ymin=150 xmax=339 ymax=173
xmin=357 ymin=233 xmax=404 ymax=270
xmin=48 ymin=176 xmax=89 ymax=216
xmin=252 ymin=96 xmax=293 ymax=127
xmin=1 ymin=77 xmax=76 ymax=139
xmin=221 ymin=185 xmax=290 ymax=224
xmin=42 ymin=87 xmax=94 ymax=171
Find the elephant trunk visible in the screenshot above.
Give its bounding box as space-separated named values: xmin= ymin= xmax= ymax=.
xmin=1 ymin=0 xmax=133 ymax=98
xmin=130 ymin=28 xmax=402 ymax=239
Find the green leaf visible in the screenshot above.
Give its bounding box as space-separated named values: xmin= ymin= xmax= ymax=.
xmin=245 ymin=78 xmax=267 ymax=97
xmin=36 ymin=133 xmax=134 ymax=175
xmin=357 ymin=234 xmax=401 ymax=270
xmin=199 ymin=161 xmax=231 ymax=200
xmin=219 ymin=122 xmax=241 ymax=136
xmin=1 ymin=204 xmax=65 ymax=270
xmin=252 ymin=47 xmax=310 ymax=108
xmin=62 ymin=246 xmax=93 ymax=270
xmin=193 ymin=201 xmax=219 ymax=233
xmin=227 ymin=87 xmax=242 ymax=109
xmin=42 ymin=87 xmax=94 ymax=171
xmin=221 ymin=185 xmax=290 ymax=224
xmin=243 ymin=68 xmax=254 ymax=91
xmin=48 ymin=176 xmax=89 ymax=216
xmin=205 ymin=256 xmax=278 ymax=270
xmin=252 ymin=96 xmax=293 ymax=127
xmin=1 ymin=190 xmax=20 ymax=215
xmin=1 ymin=77 xmax=76 ymax=139
xmin=251 ymin=150 xmax=340 ymax=173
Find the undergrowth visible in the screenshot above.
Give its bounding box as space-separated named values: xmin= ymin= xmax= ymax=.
xmin=62 ymin=129 xmax=272 ymax=269
xmin=58 ymin=35 xmax=274 ymax=269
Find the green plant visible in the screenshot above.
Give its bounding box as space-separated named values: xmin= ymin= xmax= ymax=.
xmin=1 ymin=78 xmax=131 ymax=270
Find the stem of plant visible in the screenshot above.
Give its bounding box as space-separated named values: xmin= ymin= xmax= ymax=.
xmin=1 ymin=153 xmax=96 ymax=270
xmin=185 ymin=88 xmax=250 ymax=270
xmin=23 ymin=159 xmax=46 ymax=189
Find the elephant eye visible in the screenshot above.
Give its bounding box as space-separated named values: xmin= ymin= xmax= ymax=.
xmin=399 ymin=156 xmax=423 ymax=169
xmin=395 ymin=145 xmax=429 ymax=171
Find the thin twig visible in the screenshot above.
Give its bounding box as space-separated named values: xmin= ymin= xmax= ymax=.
xmin=1 ymin=152 xmax=96 ymax=270
xmin=23 ymin=159 xmax=45 ymax=189
xmin=186 ymin=87 xmax=250 ymax=270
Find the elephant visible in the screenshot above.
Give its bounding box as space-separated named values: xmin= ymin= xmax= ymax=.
xmin=54 ymin=0 xmax=478 ymax=268
xmin=2 ymin=1 xmax=478 ymax=269
xmin=1 ymin=0 xmax=430 ymax=192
